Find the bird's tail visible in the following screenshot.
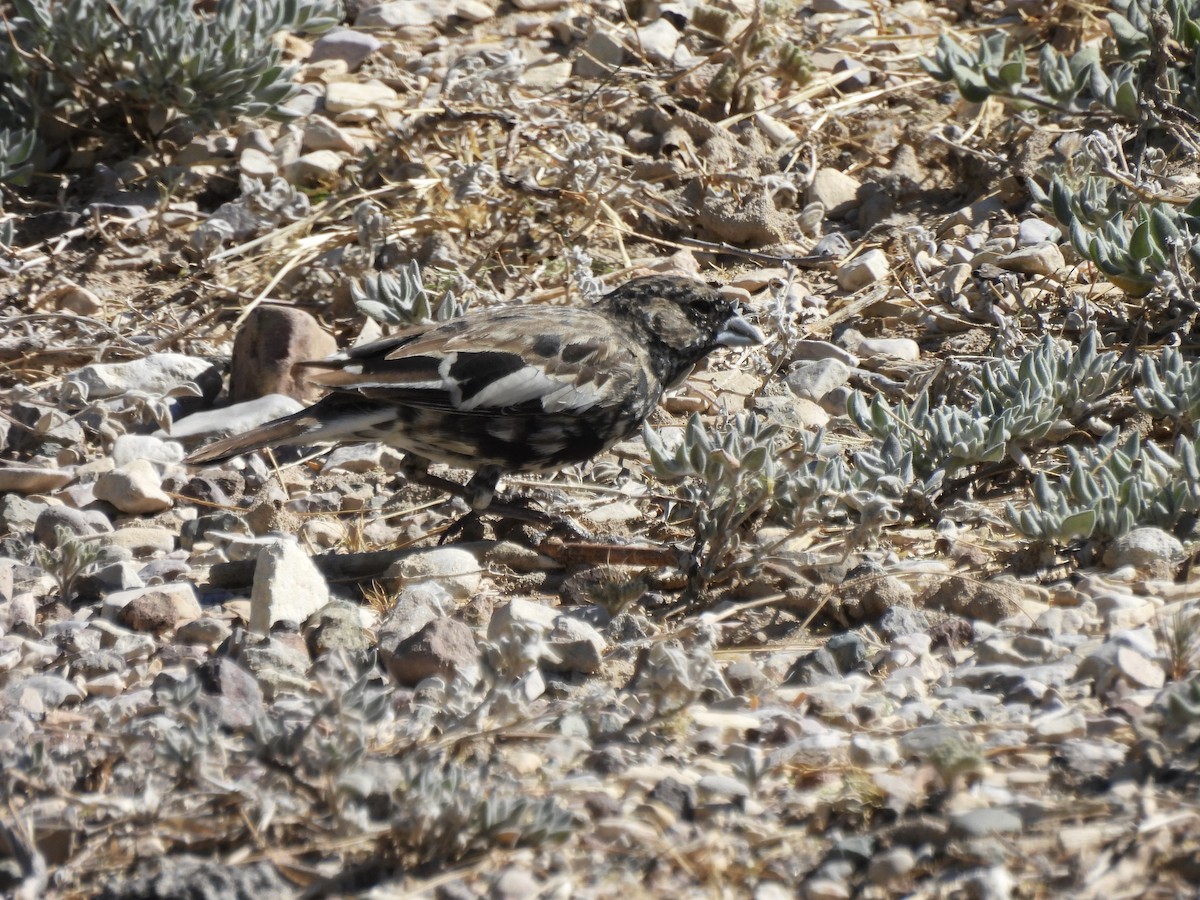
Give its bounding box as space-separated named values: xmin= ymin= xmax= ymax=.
xmin=184 ymin=400 xmax=394 ymax=465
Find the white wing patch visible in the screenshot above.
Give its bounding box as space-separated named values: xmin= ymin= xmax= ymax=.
xmin=456 ymin=365 xmax=598 ymax=413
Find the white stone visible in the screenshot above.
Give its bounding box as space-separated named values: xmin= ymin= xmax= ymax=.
xmin=69 ymin=353 xmax=215 ymax=399
xmin=836 ymin=249 xmax=890 ymax=291
xmin=488 ymin=596 xmax=559 ymax=639
xmin=636 ymin=19 xmax=679 ymax=63
xmin=112 ymin=434 xmax=184 ymax=469
xmin=168 ymin=394 xmax=304 ymax=442
xmin=250 ymin=540 xmax=330 ymax=634
xmin=389 ymin=547 xmax=482 ymax=600
xmin=94 ymin=459 xmax=172 ymax=514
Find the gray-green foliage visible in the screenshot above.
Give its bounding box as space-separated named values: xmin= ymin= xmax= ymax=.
xmin=34 ymin=527 xmax=109 ymax=601
xmin=848 ymin=329 xmax=1131 ymax=482
xmin=920 ymin=0 xmax=1198 ymax=125
xmin=351 ymin=261 xmax=470 ymax=327
xmin=0 ymin=0 xmax=341 ymax=180
xmin=1137 ymin=346 xmax=1200 ymax=428
xmin=1035 ymin=167 xmax=1200 ymax=298
xmin=644 ymin=413 xmax=847 ymax=596
xmin=921 ymin=2 xmax=1200 ymax=299
xmin=1007 ymin=430 xmax=1200 ymax=542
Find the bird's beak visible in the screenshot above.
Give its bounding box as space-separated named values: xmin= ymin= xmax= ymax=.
xmin=716 ymin=312 xmax=765 ymax=347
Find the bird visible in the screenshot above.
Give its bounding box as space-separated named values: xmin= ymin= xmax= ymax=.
xmin=184 ymin=274 xmax=765 ymax=514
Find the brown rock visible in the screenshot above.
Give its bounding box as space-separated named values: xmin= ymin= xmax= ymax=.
xmin=229 ymin=307 xmax=337 ymax=403
xmin=380 ymin=617 xmax=477 ymax=686
xmin=119 ymin=584 xmax=203 ymax=633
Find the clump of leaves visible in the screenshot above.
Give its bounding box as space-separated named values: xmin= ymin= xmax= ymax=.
xmin=644 ymin=413 xmax=845 ymax=598
xmin=1006 ymin=430 xmax=1200 ymax=542
xmin=350 ymin=261 xmax=469 ymax=328
xmin=849 ymin=329 xmax=1131 ymax=483
xmin=0 ymin=0 xmax=341 ymax=179
xmin=34 ymin=527 xmax=106 ymax=601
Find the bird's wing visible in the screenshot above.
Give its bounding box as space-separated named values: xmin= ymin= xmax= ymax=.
xmin=299 ymin=307 xmax=652 ymax=416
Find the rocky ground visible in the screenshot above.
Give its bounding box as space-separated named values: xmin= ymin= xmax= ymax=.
xmin=3 ymin=0 xmax=1200 ymax=897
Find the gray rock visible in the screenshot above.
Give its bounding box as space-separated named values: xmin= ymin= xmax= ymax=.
xmin=310 ymin=29 xmax=382 ymax=69
xmin=194 ymin=657 xmax=265 ymax=729
xmin=1103 ymin=526 xmax=1183 ymax=571
xmin=387 ymin=547 xmax=482 ymax=600
xmin=836 ymin=249 xmax=890 ymax=291
xmin=785 ymin=358 xmax=852 ymax=402
xmin=67 ymin=353 xmax=220 ymax=400
xmin=1017 ymin=219 xmax=1061 ymax=246
xmin=545 ymin=615 xmax=606 ymax=674
xmin=574 ymin=29 xmax=625 ymax=78
xmin=304 ymin=600 xmax=371 ymax=657
xmin=949 ymin=807 xmax=1023 ymax=838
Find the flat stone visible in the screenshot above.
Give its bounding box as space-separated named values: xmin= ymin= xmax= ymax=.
xmin=0 ymin=467 xmax=74 ymax=494
xmin=118 ymin=584 xmax=203 ymax=633
xmin=997 ymin=242 xmax=1065 ymax=276
xmin=309 ymin=29 xmax=382 ymax=70
xmin=68 ymin=353 xmax=220 ymax=400
xmin=282 ymin=150 xmax=344 ymax=185
xmin=302 ymin=118 xmax=361 ymax=154
xmin=786 ymin=358 xmax=852 ymax=402
xmin=324 ymin=80 xmax=403 ymax=116
xmin=170 ymin=394 xmax=305 ymax=444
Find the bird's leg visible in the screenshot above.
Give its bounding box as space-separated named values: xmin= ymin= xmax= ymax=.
xmin=395 ymin=453 xmax=473 ymax=502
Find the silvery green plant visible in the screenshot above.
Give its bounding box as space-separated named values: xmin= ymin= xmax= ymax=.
xmin=386 ymin=753 xmax=575 ymax=863
xmin=34 ymin=527 xmax=108 ymax=601
xmin=1136 ymin=346 xmax=1200 ymax=431
xmin=644 ymin=413 xmax=846 ymax=597
xmin=920 ymin=0 xmax=1184 ymax=126
xmin=1007 ymin=429 xmax=1200 ymax=541
xmin=0 ymin=0 xmax=341 ymax=179
xmin=849 ymin=329 xmax=1131 ymax=482
xmin=351 ymin=262 xmax=470 ymax=327
xmin=1037 ymin=168 xmax=1200 ymax=298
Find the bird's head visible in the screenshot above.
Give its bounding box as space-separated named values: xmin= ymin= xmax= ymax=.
xmin=600 ymin=275 xmax=764 ymax=383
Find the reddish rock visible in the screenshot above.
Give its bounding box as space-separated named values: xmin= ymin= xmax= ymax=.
xmin=229 ymin=307 xmax=337 ymax=403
